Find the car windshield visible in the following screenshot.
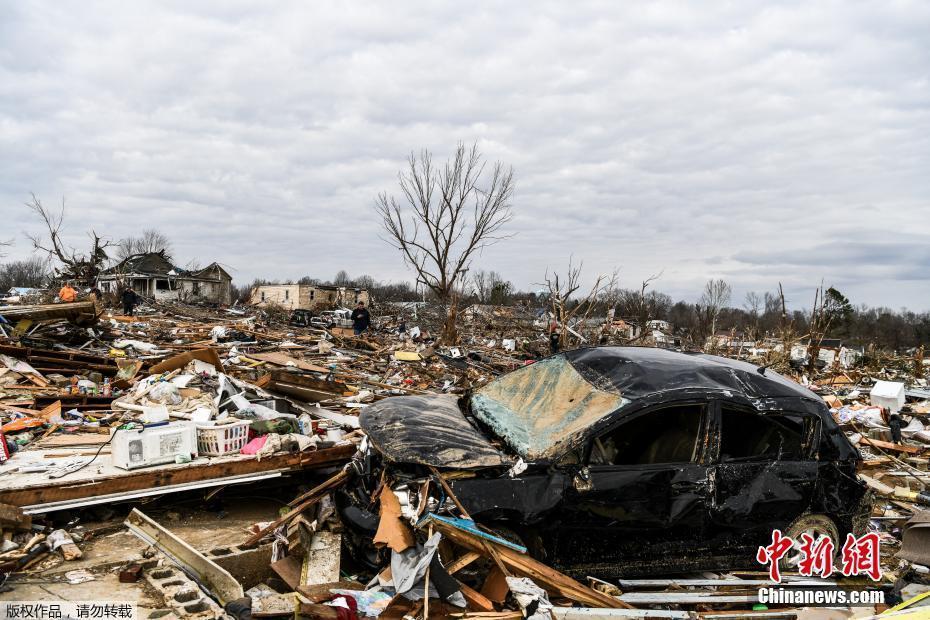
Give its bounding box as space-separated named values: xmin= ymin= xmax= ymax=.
xmin=470 ymin=355 xmax=628 ymax=460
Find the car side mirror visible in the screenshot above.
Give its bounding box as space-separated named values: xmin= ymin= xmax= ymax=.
xmin=573 ymin=466 xmax=594 ymax=493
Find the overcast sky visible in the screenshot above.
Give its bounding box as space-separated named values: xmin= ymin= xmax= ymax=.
xmin=1 ymin=1 xmax=928 ymax=310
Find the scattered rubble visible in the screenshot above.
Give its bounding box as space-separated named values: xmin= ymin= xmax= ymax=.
xmin=0 ymin=292 xmax=928 ymax=619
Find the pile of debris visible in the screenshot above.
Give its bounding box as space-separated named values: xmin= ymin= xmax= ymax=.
xmin=2 ymin=296 xmax=930 ymax=618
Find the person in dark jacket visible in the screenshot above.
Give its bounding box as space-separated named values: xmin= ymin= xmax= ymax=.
xmin=121 ymin=287 xmax=139 ymax=316
xmin=351 ymin=302 xmax=371 ymax=336
xmin=548 ymin=319 xmax=560 ymax=354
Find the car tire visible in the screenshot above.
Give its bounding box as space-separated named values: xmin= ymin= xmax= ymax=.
xmin=780 ymin=513 xmax=840 ymax=574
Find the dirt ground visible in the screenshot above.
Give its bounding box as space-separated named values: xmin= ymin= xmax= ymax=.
xmin=0 ymin=501 xmax=281 ymax=617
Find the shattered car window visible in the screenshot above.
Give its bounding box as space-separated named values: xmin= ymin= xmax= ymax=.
xmin=719 ymin=407 xmax=807 ymax=462
xmin=592 ymin=404 xmax=704 ymax=466
xmin=471 ymin=355 xmax=628 ymax=460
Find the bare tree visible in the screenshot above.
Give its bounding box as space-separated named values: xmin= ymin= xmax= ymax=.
xmin=776 ymin=282 xmax=793 ymax=349
xmin=354 ymin=274 xmax=376 ymax=291
xmin=471 ymin=269 xmax=508 ymax=304
xmin=376 ymin=142 xmax=515 ymax=343
xmin=543 ymin=258 xmax=617 ymax=348
xmin=806 ymin=284 xmax=852 ymax=372
xmin=333 ymin=270 xmax=351 ymax=286
xmin=700 ymin=278 xmax=732 ymax=348
xmin=743 ymin=291 xmax=763 ymax=341
xmin=0 ymin=257 xmax=51 ymax=291
xmin=627 ymin=272 xmax=664 ymax=340
xmin=0 ymin=238 xmax=11 ymax=258
xmin=25 ymin=194 xmax=112 ymax=287
xmin=115 ymin=229 xmax=173 ymax=262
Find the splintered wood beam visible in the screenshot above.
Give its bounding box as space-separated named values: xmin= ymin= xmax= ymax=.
xmin=429 ymin=519 xmax=630 ymax=609
xmin=0 ymin=301 xmax=100 ymax=324
xmin=0 ymin=445 xmax=355 ymax=508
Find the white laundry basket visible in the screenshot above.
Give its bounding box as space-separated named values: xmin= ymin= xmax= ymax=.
xmin=196 ymin=419 xmax=250 ymax=456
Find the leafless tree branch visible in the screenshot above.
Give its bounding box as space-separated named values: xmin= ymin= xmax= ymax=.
xmin=26 ymin=194 xmax=112 ymax=286
xmin=376 ymin=142 xmax=515 ymax=343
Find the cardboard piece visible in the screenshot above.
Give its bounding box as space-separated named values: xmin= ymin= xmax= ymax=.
xmin=150 ymin=348 xmax=225 ymax=375
xmin=373 ymin=489 xmax=415 ymax=552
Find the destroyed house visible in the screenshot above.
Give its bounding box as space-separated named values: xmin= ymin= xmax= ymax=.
xmin=792 ymin=338 xmax=862 ymax=369
xmin=463 ymin=304 xmax=539 ymax=326
xmin=711 ymin=332 xmax=755 ymax=349
xmin=97 ymin=252 xmax=233 ymax=304
xmin=249 ymin=283 xmax=369 ymax=311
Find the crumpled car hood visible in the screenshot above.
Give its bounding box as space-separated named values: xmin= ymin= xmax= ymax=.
xmin=360 ymin=394 xmax=512 ymax=469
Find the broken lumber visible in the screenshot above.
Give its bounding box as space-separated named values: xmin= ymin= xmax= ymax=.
xmin=0 ymin=503 xmax=31 ymax=530
xmin=861 ymin=437 xmax=923 ymax=455
xmin=424 ymin=515 xmax=628 ymax=609
xmin=243 ymin=467 xmax=350 ymax=547
xmin=266 ymin=369 xmax=349 ymax=402
xmin=0 ymin=300 xmax=100 ymax=325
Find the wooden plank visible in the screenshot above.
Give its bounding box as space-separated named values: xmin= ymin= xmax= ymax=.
xmin=297 ymin=580 xmax=365 ymax=603
xmin=859 ymin=474 xmax=895 ymax=496
xmin=0 ymin=301 xmax=100 ymax=324
xmin=0 ymin=502 xmax=31 ymax=529
xmin=480 ymin=566 xmax=509 ymax=603
xmin=0 ymin=444 xmax=355 ymax=508
xmin=243 ymin=468 xmax=350 ymax=547
xmin=861 ymin=437 xmax=922 ymax=454
xmin=0 ymin=343 xmax=124 ymax=366
xmin=251 ymin=352 xmax=330 ymax=374
xmin=32 ymin=434 xmax=112 ymax=447
xmin=266 ymin=381 xmax=346 ymax=403
xmin=150 ymin=348 xmax=225 ymax=374
xmin=445 ymin=551 xmax=482 ymax=574
xmin=270 ymin=555 xmax=301 ymax=590
xmin=458 ymin=580 xmax=495 ymax=612
xmin=430 ymin=519 xmax=628 ymax=609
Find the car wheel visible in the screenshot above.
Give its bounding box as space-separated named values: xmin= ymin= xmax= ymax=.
xmin=780 ymin=513 xmax=840 ymax=573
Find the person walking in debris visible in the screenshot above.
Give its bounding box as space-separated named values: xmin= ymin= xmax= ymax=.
xmin=548 ymin=319 xmax=560 ymax=354
xmin=58 ymin=282 xmax=77 ymax=303
xmin=351 ymin=302 xmax=371 ymax=336
xmin=121 ymin=287 xmax=139 ymax=316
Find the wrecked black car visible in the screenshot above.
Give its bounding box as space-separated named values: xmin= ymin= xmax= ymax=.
xmin=338 ymin=347 xmax=869 ymax=577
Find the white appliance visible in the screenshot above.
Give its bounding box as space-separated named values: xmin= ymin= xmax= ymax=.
xmin=111 ymin=423 xmax=198 ymax=470
xmin=870 ymin=380 xmax=906 ymax=413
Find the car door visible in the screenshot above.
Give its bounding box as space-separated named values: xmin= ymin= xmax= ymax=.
xmin=554 ymin=401 xmax=713 ymax=569
xmin=708 ymin=401 xmax=820 ymax=552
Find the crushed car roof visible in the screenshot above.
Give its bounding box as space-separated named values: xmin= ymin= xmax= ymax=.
xmin=563 ymin=347 xmax=820 ymax=402
xmin=471 ymin=346 xmax=824 ymax=461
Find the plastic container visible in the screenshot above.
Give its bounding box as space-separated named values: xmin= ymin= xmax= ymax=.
xmin=297 ymin=413 xmax=318 ymax=435
xmin=196 ymin=419 xmax=251 ymax=456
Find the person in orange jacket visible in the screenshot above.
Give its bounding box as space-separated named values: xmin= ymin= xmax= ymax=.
xmin=58 ymin=282 xmax=77 ymax=303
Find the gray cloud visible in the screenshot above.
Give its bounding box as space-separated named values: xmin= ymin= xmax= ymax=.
xmin=1 ymin=1 xmax=928 ymax=310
